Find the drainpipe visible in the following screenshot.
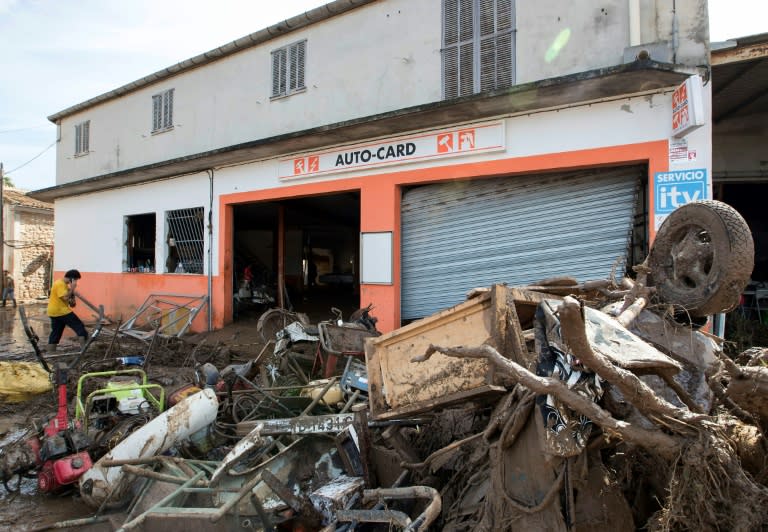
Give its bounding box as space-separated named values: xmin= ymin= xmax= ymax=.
xmin=671 ymin=0 xmax=679 ymax=63
xmin=207 ymin=169 xmax=214 ymax=331
xmin=628 ymin=0 xmax=641 ymax=46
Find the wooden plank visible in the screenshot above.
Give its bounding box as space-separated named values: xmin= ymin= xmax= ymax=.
xmin=371 ymin=385 xmax=507 ymax=421
xmin=370 ymin=292 xmax=495 ymax=415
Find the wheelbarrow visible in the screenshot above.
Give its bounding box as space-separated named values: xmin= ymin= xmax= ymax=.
xmin=317 ymin=321 xmax=379 ymax=378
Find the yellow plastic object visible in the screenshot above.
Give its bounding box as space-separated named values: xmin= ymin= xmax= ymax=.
xmin=301 ymin=379 xmax=343 ymax=405
xmin=0 ymin=362 xmax=52 ymax=402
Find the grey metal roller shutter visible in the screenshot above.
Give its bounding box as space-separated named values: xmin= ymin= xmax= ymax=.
xmin=401 ymin=166 xmax=643 ymax=319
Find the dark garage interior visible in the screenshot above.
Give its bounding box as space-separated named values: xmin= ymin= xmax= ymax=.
xmin=231 ymin=192 xmax=361 ymax=322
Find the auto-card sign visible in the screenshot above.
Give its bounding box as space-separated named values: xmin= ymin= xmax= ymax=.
xmin=278 ymin=121 xmax=505 ymax=179
xmin=654 ymin=168 xmax=709 ymax=229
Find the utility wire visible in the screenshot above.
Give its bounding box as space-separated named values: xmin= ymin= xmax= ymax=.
xmin=6 ymin=141 xmax=56 ymax=174
xmin=0 ymin=124 xmax=49 ymax=134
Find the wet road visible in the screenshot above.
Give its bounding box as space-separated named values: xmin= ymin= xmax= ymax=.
xmin=0 ymin=303 xmax=80 ymax=358
xmin=0 ymin=304 xmax=105 ymax=530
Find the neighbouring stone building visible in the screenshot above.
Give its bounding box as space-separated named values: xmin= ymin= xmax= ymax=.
xmin=2 ymin=187 xmax=53 ymax=300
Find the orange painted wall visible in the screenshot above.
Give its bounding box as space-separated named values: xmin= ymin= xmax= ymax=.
xmin=219 ymin=140 xmax=669 ymax=333
xmin=64 ymin=141 xmax=668 ymax=334
xmin=57 ymin=271 xmax=212 ymax=333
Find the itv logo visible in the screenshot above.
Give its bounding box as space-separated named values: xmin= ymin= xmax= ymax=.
xmin=654 ymin=169 xmax=708 ymax=214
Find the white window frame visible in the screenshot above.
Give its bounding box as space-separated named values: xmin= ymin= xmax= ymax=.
xmin=152 ymin=88 xmax=174 ymax=133
xmin=74 ymin=120 xmax=90 ymax=156
xmin=271 ymin=40 xmax=307 ymax=98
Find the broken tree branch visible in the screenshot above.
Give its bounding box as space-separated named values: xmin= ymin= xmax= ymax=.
xmin=558 ymin=296 xmax=708 ymax=425
xmin=414 ymin=343 xmax=681 ymax=459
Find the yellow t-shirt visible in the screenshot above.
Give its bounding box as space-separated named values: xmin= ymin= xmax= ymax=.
xmin=47 ymin=279 xmax=73 ymax=317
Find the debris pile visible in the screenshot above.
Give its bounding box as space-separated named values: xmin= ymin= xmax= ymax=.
xmin=3 ymin=200 xmax=768 ymax=531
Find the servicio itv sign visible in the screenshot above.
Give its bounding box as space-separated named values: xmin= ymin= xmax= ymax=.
xmin=653 ymin=168 xmax=709 ymax=229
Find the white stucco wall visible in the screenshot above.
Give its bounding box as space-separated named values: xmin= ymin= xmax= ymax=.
xmin=54 ymin=172 xmax=213 ymax=274
xmin=53 ymin=89 xmax=714 ymax=279
xmin=53 ymin=0 xmax=709 ymax=186
xmin=55 ymin=0 xmax=441 ymax=184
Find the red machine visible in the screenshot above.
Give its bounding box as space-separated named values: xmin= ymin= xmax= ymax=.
xmin=0 ymin=307 xmax=101 ymax=493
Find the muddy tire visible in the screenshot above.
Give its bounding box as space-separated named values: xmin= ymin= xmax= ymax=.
xmin=647 ymin=200 xmax=754 ymax=317
xmin=257 ymin=308 xmax=299 ymax=343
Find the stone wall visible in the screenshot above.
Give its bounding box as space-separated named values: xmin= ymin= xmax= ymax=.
xmin=16 ymin=210 xmax=53 ymax=300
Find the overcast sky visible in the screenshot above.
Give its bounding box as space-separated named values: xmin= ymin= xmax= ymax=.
xmin=1 ymin=0 xmax=766 ymax=192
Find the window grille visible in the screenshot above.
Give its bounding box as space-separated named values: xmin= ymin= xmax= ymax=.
xmin=74 ymin=120 xmax=90 ymax=155
xmin=271 ymin=40 xmax=306 ymax=98
xmin=166 ymin=207 xmax=205 ymax=274
xmin=442 ymin=0 xmax=515 ymax=98
xmin=152 ymin=89 xmax=174 ymax=132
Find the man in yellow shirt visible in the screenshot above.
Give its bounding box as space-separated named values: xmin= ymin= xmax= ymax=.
xmin=47 ymin=269 xmax=88 ymax=351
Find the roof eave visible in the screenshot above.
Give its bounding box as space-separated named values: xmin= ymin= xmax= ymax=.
xmin=47 ymin=0 xmax=377 ymax=123
xmin=31 ymin=60 xmax=699 ymax=203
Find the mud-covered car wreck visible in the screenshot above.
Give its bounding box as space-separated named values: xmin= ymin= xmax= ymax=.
xmin=2 ymin=200 xmax=768 ymax=531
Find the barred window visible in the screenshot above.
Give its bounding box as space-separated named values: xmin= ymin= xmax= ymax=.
xmin=166 ymin=207 xmax=205 ymax=274
xmin=442 ymin=0 xmax=515 ymax=99
xmin=271 ymin=40 xmax=306 ymax=98
xmin=152 ymin=88 xmax=174 ymax=132
xmin=74 ymin=120 xmax=90 ymax=155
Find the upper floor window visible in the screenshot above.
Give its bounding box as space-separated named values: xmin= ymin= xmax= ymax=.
xmin=271 ymin=40 xmax=306 ymax=98
xmin=442 ymin=0 xmax=515 ymax=99
xmin=152 ymin=88 xmax=174 ymax=132
xmin=74 ymin=120 xmax=90 ymax=156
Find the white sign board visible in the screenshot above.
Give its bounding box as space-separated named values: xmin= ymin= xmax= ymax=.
xmin=279 ymin=121 xmax=505 ymax=180
xmin=360 ymin=232 xmax=392 ymax=285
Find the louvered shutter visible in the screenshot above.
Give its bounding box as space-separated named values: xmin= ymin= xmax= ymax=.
xmin=289 ymin=44 xmax=298 ymax=91
xmin=443 ymin=0 xmax=514 ymax=96
xmin=152 ymin=94 xmax=162 ymax=131
xmin=271 ymin=49 xmax=287 ymax=97
xmin=289 ymin=41 xmax=307 ymax=92
xmin=295 ymin=41 xmax=306 ymax=90
xmin=163 ymin=89 xmax=174 ymax=128
xmin=75 ymin=124 xmax=82 ymax=154
xmin=82 ymin=121 xmax=89 ymax=152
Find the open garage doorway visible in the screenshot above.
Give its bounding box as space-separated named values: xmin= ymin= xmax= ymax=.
xmin=231 ymin=192 xmax=361 ymax=323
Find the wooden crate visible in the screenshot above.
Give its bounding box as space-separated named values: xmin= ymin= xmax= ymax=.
xmin=366 ymin=285 xmax=552 ymax=420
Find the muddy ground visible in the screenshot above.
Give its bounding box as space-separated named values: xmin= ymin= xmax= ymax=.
xmin=0 ymin=303 xmax=268 ymax=531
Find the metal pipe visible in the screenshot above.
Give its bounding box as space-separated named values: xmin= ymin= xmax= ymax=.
xmin=117 ymin=470 xmax=206 ymax=531
xmin=210 ymin=471 xmax=263 ymax=522
xmin=628 ymin=0 xmax=641 ymax=46
xmin=671 ymin=0 xmax=679 ymax=63
xmin=207 ymin=169 xmax=214 ymax=331
xmin=27 ymin=515 xmax=113 ymax=531
xmin=277 ymin=204 xmax=285 ymax=309
xmin=121 ymin=464 xmax=207 ymax=486
xmin=0 ymin=163 xmax=4 ymax=279
xmin=336 ymin=509 xmax=412 ymax=527
xmin=363 ymin=486 xmax=442 ymax=532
